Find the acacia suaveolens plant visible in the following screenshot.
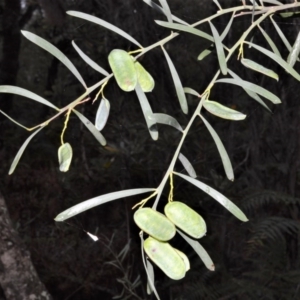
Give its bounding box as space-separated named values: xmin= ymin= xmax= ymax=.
xmin=2 ymin=0 xmax=300 ymax=298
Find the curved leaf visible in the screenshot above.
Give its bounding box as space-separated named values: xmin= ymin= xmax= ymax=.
xmin=135 ymin=61 xmax=155 ymax=92
xmin=258 ymin=25 xmax=281 ymax=58
xmin=178 ymin=153 xmax=197 ymax=178
xmin=183 ymin=87 xmax=200 ymax=97
xmin=203 ymin=100 xmax=246 ymax=120
xmin=55 ymin=188 xmax=156 ymax=221
xmin=95 ymin=98 xmax=110 ymax=131
xmin=200 ymin=114 xmax=234 ymax=181
xmin=287 ymin=31 xmax=300 ymax=67
xmin=58 ymin=143 xmax=73 ymax=172
xmin=158 ymin=0 xmax=172 ymax=23
xmin=0 ymin=86 xmax=59 ymax=110
xmin=73 ymin=109 xmax=106 ymax=146
xmin=153 ymin=113 xmax=183 ymax=132
xmin=9 ymin=127 xmax=44 ymax=175
xmin=174 ymin=172 xmax=248 ymax=222
xmin=67 ymin=11 xmax=142 ymax=48
xmin=21 ymin=31 xmax=87 ymax=89
xmin=216 ymin=77 xmax=281 ymax=104
xmin=209 ymin=21 xmax=227 ymax=75
xmin=162 ymin=46 xmax=188 ymax=114
xmin=72 ymin=41 xmax=109 ymax=76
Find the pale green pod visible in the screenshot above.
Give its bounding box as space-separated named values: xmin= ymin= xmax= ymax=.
xmin=135 ymin=61 xmax=155 ymax=92
xmin=108 ymin=49 xmax=137 ymax=91
xmin=165 ymin=201 xmax=207 ymax=239
xmin=58 ymin=143 xmax=73 ymax=172
xmin=134 ymin=208 xmax=176 ymax=241
xmin=174 ymin=248 xmax=190 ymax=272
xmin=144 ymin=237 xmax=186 ymax=280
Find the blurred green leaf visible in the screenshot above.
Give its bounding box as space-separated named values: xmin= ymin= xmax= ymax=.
xmin=287 ymin=31 xmax=300 ymax=67
xmin=95 ymin=98 xmax=110 ymax=131
xmin=67 ymin=11 xmax=142 ymax=48
xmin=241 ymin=58 xmax=279 ymax=81
xmin=212 ymin=0 xmax=222 ymax=9
xmin=200 ymin=115 xmax=234 ymax=181
xmin=135 ymin=83 xmax=158 ymax=140
xmin=203 ymin=100 xmax=246 ymax=121
xmin=158 ymin=0 xmax=172 ymax=23
xmin=209 ymin=21 xmax=227 ymax=75
xmin=72 ymin=41 xmax=109 ymax=76
xmin=146 ymin=259 xmax=155 ymax=295
xmin=0 ymin=85 xmax=59 ymax=110
xmin=135 ymin=61 xmax=155 ymax=92
xmin=279 ymin=11 xmax=300 ymax=18
xmin=153 ymin=113 xmax=183 ymax=132
xmin=21 ymin=31 xmax=87 ymax=89
xmin=177 ymin=230 xmax=215 ymax=271
xmin=55 ymin=188 xmax=156 ymax=221
xmin=73 ymin=109 xmax=106 ymax=146
xmin=258 ymin=25 xmax=281 ymax=58
xmin=174 ymin=172 xmax=248 ymax=222
xmin=162 ymin=46 xmax=188 ymax=114
xmin=9 ymin=127 xmax=44 ymax=175
xmin=58 ymin=143 xmax=73 ymax=172
xmin=183 ymin=87 xmax=200 ymax=97
xmin=178 ymin=153 xmax=197 ymax=178
xmin=216 ymin=77 xmax=281 ymax=104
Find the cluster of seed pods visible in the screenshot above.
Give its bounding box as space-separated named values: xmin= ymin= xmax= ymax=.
xmin=134 ymin=202 xmax=207 ymax=280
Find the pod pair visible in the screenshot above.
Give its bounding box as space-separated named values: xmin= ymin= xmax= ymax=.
xmin=108 ymin=49 xmax=154 ymax=92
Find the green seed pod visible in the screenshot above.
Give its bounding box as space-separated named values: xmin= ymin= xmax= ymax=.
xmin=134 ymin=208 xmax=175 ymax=241
xmin=135 ymin=61 xmax=155 ymax=92
xmin=58 ymin=143 xmax=73 ymax=172
xmin=144 ymin=237 xmax=186 ymax=280
xmin=108 ymin=49 xmax=137 ymax=92
xmin=164 ymin=201 xmax=207 ymax=239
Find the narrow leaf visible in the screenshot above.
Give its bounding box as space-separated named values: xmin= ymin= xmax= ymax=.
xmin=72 ymin=41 xmax=109 ymax=76
xmin=216 ymin=77 xmax=281 ymax=104
xmin=177 ymin=230 xmax=215 ymax=271
xmin=21 ymin=31 xmax=87 ymax=89
xmin=58 ymin=143 xmax=73 ymax=172
xmin=287 ymin=31 xmax=300 ymax=67
xmin=158 ymin=0 xmax=172 ymax=23
xmin=203 ymin=100 xmax=246 ymax=121
xmin=55 ymin=188 xmax=156 ymax=221
xmin=174 ymin=172 xmax=249 ymax=222
xmin=200 ymin=115 xmax=234 ymax=181
xmin=9 ymin=127 xmax=44 ymax=175
xmin=135 ymin=83 xmax=158 ymax=140
xmin=245 ymin=41 xmax=300 ymax=82
xmin=212 ymin=0 xmax=222 ymax=10
xmin=67 ymin=11 xmax=142 ymax=48
xmin=162 ymin=46 xmax=188 ymax=114
xmin=95 ymin=98 xmax=110 ymax=131
xmin=262 ymin=0 xmax=283 ymax=4
xmin=0 ymin=86 xmax=59 ymax=110
xmin=73 ymin=109 xmax=106 ymax=146
xmin=178 ymin=153 xmax=197 ymax=178
xmin=258 ymin=25 xmax=281 ymax=58
xmin=241 ymin=58 xmax=278 ymax=81
xmin=183 ymin=87 xmax=200 ymax=97
xmin=155 ymin=21 xmax=213 ymax=42
xmin=198 ymin=49 xmax=212 ymax=61
xmin=227 ymin=69 xmax=271 ymax=112
xmin=146 ymin=259 xmax=155 ymax=295
xmin=208 ymin=21 xmax=227 ymax=75
xmin=153 ymin=113 xmax=183 ymax=132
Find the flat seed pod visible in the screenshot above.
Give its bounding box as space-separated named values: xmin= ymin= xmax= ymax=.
xmin=174 ymin=248 xmax=190 ymax=272
xmin=144 ymin=237 xmax=186 ymax=280
xmin=95 ymin=98 xmax=110 ymax=131
xmin=165 ymin=202 xmax=207 ymax=239
xmin=135 ymin=61 xmax=155 ymax=92
xmin=134 ymin=208 xmax=176 ymax=241
xmin=108 ymin=49 xmax=137 ymax=91
xmin=58 ymin=143 xmax=73 ymax=172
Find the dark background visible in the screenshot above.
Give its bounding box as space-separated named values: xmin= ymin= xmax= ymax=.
xmin=0 ymin=0 xmax=300 ymax=299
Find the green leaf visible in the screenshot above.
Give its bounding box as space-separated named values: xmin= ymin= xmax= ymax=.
xmin=158 ymin=0 xmax=172 ymax=23
xmin=146 ymin=259 xmax=155 ymax=295
xmin=262 ymin=0 xmax=283 ymax=4
xmin=183 ymin=87 xmax=200 ymax=97
xmin=198 ymin=49 xmax=212 ymax=61
xmin=21 ymin=31 xmax=87 ymax=89
xmin=245 ymin=41 xmax=300 ymax=82
xmin=0 ymin=85 xmax=59 ymax=110
xmin=135 ymin=83 xmax=158 ymax=140
xmin=95 ymin=98 xmax=110 ymax=131
xmin=9 ymin=127 xmax=44 ymax=175
xmin=67 ymin=11 xmax=142 ymax=48
xmin=258 ymin=25 xmax=281 ymax=58
xmin=279 ymin=11 xmax=300 ymax=18
xmin=155 ymin=21 xmax=214 ymax=42
xmin=174 ymin=172 xmax=248 ymax=222
xmin=162 ymin=46 xmax=188 ymax=114
xmin=143 ymin=0 xmax=188 ymax=25
xmin=208 ymin=21 xmax=227 ymax=75
xmin=177 ymin=230 xmax=215 ymax=271
xmin=178 ymin=153 xmax=197 ymax=178
xmin=135 ymin=61 xmax=155 ymax=92
xmin=55 ymin=188 xmax=156 ymax=221
xmin=72 ymin=41 xmax=109 ymax=76
xmin=203 ymin=100 xmax=246 ymax=121
xmin=287 ymin=31 xmax=300 ymax=67
xmin=200 ymin=115 xmax=234 ymax=181
xmin=58 ymin=143 xmax=73 ymax=172
xmin=216 ymin=77 xmax=281 ymax=104
xmin=227 ymin=69 xmax=271 ymax=112
xmin=241 ymin=58 xmax=279 ymax=81
xmin=153 ymin=113 xmax=183 ymax=132
xmin=73 ymin=109 xmax=106 ymax=146
xmin=212 ymin=0 xmax=222 ymax=9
